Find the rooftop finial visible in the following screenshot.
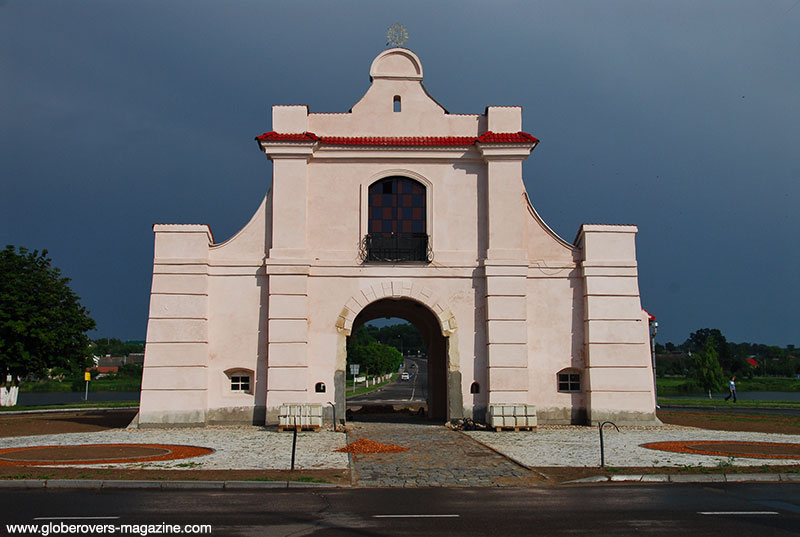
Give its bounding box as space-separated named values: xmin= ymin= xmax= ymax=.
xmin=386 ymin=24 xmax=408 ymax=47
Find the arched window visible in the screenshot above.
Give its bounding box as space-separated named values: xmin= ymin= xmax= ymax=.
xmin=393 ymin=95 xmax=401 ymax=112
xmin=365 ymin=176 xmax=428 ymax=262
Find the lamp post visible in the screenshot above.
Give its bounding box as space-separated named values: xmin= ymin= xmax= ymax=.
xmin=650 ymin=318 xmax=659 ymax=408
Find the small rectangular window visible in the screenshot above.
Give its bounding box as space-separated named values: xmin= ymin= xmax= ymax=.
xmin=558 ymin=372 xmax=580 ymax=392
xmin=231 ymin=375 xmax=250 ymax=392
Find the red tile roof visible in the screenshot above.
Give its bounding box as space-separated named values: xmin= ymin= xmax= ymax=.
xmin=255 ymin=132 xmax=320 ymax=142
xmin=255 ymin=131 xmax=539 ymax=146
xmin=476 ymin=131 xmax=539 ymax=144
xmin=320 ymin=136 xmax=477 ymax=146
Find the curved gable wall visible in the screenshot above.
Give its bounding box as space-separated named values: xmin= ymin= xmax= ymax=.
xmin=208 ymin=191 xmax=271 ymax=263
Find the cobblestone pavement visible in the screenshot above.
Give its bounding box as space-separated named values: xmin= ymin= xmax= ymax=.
xmin=346 ymin=418 xmax=544 ymax=487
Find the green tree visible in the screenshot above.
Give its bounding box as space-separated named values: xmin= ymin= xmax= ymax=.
xmin=691 ymin=337 xmax=725 ymax=398
xmin=684 ymin=328 xmax=746 ymax=375
xmin=370 ymin=322 xmax=426 ymax=356
xmin=91 ymin=338 xmax=144 ymax=357
xmin=346 ymin=325 xmax=403 ymax=376
xmin=0 ymin=246 xmax=96 ymax=385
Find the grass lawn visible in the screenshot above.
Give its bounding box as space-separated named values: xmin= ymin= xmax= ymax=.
xmin=657 ymin=376 xmax=800 ymax=396
xmin=20 ymin=378 xmax=141 ymax=393
xmin=658 ymin=397 xmax=800 ymax=408
xmin=0 ymin=400 xmax=139 ymax=412
xmin=346 ymin=373 xmax=398 ymax=397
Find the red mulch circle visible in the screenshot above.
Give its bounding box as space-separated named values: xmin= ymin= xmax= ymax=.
xmin=335 ymin=438 xmax=409 ymax=454
xmin=0 ymin=444 xmax=214 ymax=466
xmin=641 ymin=440 xmax=800 ymax=460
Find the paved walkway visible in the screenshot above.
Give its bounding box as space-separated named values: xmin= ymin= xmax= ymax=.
xmin=346 ymin=418 xmax=543 ymax=487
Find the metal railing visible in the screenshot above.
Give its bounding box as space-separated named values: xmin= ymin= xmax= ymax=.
xmin=361 ymin=234 xmax=431 ymax=263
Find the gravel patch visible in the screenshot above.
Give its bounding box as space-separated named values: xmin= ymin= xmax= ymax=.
xmin=3 ymin=420 xmax=798 ymax=474
xmin=0 ymin=427 xmax=349 ymax=470
xmin=464 ymin=426 xmax=800 ymax=468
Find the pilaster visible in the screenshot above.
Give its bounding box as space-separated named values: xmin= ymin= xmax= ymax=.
xmin=477 ymin=129 xmax=534 ymax=405
xmin=578 ymin=224 xmax=659 ymax=425
xmin=140 ymin=224 xmax=212 ymax=426
xmin=483 ymin=261 xmax=529 ymax=404
xmin=265 ymin=261 xmax=310 ymax=422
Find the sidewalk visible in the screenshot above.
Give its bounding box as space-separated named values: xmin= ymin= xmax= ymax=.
xmin=2 ymin=472 xmax=799 ymax=489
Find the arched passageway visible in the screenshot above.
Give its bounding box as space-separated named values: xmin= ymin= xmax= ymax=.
xmin=346 ymin=297 xmax=455 ymax=421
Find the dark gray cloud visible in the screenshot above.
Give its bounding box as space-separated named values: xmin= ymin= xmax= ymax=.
xmin=2 ymin=1 xmax=798 ymax=345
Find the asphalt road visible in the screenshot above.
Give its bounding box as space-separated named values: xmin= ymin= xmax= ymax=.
xmin=348 ymin=358 xmax=427 ymax=405
xmin=3 ymin=484 xmax=799 ymax=536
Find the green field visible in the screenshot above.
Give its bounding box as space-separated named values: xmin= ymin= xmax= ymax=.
xmin=0 ymin=400 xmax=139 ymax=412
xmin=657 ymin=376 xmax=800 ymax=396
xmin=19 ymin=377 xmax=141 ymax=393
xmin=346 ymin=373 xmax=398 ymax=397
xmin=657 ymin=397 xmax=800 ymax=408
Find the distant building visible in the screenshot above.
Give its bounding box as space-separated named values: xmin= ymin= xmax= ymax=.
xmin=87 ymin=366 xmax=119 ymax=376
xmin=98 ymin=356 xmax=125 ymax=368
xmin=139 ymin=48 xmax=658 ymax=427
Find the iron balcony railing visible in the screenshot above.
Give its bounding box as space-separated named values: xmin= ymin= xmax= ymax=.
xmin=361 ymin=233 xmax=431 ymax=263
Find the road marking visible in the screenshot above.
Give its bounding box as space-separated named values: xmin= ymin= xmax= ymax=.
xmin=34 ymin=517 xmax=121 ymax=521
xmin=698 ymin=511 xmax=778 ymax=516
xmin=373 ymin=514 xmax=460 ymax=518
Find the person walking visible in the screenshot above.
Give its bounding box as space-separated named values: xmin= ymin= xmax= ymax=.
xmin=724 ymin=376 xmax=737 ymax=402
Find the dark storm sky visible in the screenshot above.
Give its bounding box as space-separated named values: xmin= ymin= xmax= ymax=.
xmin=2 ymin=1 xmax=798 ymax=346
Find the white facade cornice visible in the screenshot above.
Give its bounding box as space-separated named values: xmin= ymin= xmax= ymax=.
xmin=476 ymin=143 xmax=535 ymax=161
xmin=311 ymin=146 xmax=481 ymax=161
xmin=259 ymin=142 xmax=317 ymax=160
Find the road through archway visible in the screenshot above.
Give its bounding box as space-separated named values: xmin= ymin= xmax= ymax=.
xmin=345 ymin=297 xmax=454 ymax=421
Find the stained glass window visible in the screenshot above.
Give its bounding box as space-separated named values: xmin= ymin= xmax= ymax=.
xmin=368 ymin=177 xmax=426 ymax=238
xmin=365 ymin=176 xmax=428 ymax=262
